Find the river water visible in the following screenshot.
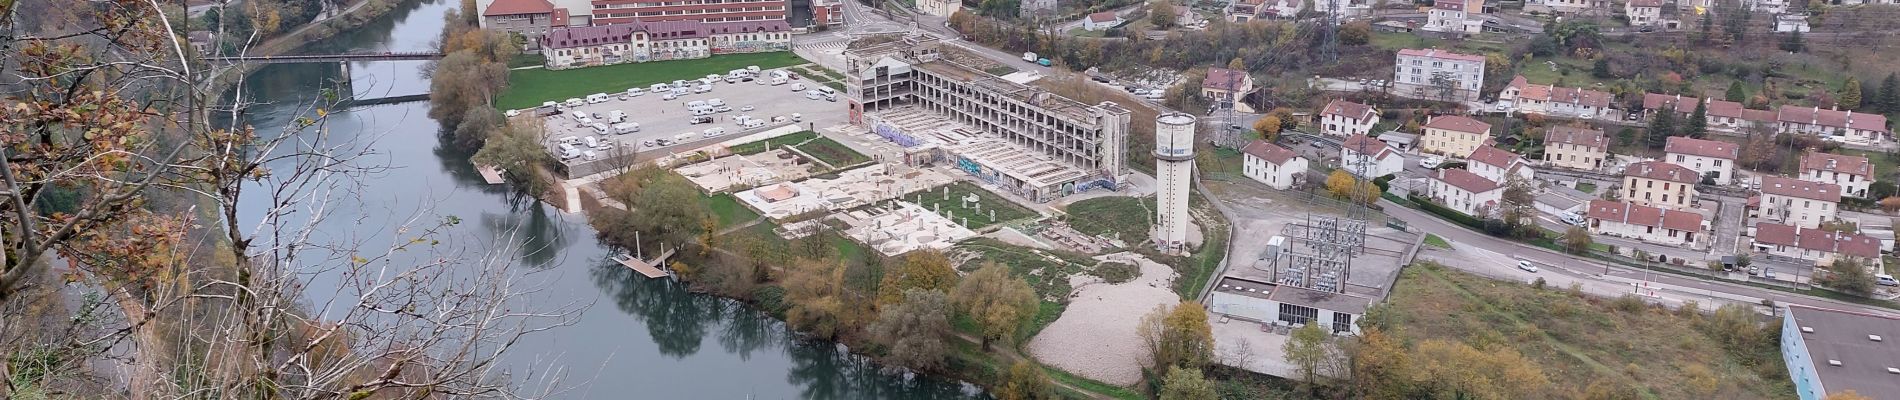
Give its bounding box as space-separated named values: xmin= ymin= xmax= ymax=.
xmin=232 ymin=0 xmax=984 ymax=398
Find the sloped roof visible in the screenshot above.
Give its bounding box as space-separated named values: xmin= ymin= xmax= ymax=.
xmin=1589 ymin=200 xmax=1703 ymax=232
xmin=1664 ymin=136 xmax=1738 ymax=160
xmin=1341 ymin=134 xmax=1396 ymax=161
xmin=1642 ymin=93 xmax=1699 ymax=114
xmin=484 ymin=0 xmax=554 ymax=16
xmin=1755 ymin=222 xmax=1799 ymax=246
xmin=1087 ymin=11 xmax=1119 ymax=23
xmin=1397 ymin=48 xmax=1486 ymax=63
xmin=1435 ymin=168 xmax=1499 ymax=194
xmin=542 ymin=20 xmax=789 ymax=49
xmin=1706 ymin=99 xmax=1746 ymax=118
xmin=1778 ymin=105 xmax=1891 ymax=133
xmin=1801 ymin=152 xmax=1873 ymax=177
xmin=1241 ymin=140 xmax=1300 ymax=165
xmin=1761 ymin=175 xmax=1843 ymax=202
xmin=1204 ymin=67 xmax=1251 ymax=91
xmin=1622 ymin=161 xmax=1700 ymax=184
xmin=1467 ymin=146 xmax=1524 ymax=170
xmin=1322 ymin=99 xmax=1376 ymax=121
xmin=1424 ymin=115 xmax=1491 ymax=134
xmin=1545 ymin=126 xmax=1605 ymax=148
xmin=1798 ymin=229 xmax=1884 ymax=259
xmin=1630 ymin=0 xmax=1664 ymax=7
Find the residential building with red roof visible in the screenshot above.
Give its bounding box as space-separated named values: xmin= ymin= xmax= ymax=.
xmin=1467 ymin=145 xmax=1533 ymax=184
xmin=481 ymin=0 xmax=563 ymax=49
xmin=1227 ymin=0 xmax=1301 ymax=21
xmin=1543 ymin=126 xmax=1607 ymax=170
xmin=1419 ymin=115 xmax=1492 ymax=157
xmin=1423 ymin=0 xmax=1484 ymax=34
xmin=1800 ymin=152 xmax=1874 ymax=199
xmin=1777 ymin=105 xmax=1892 ymax=146
xmin=1393 ymin=48 xmax=1487 ymax=102
xmin=1664 ymin=136 xmax=1739 ymax=185
xmin=1752 ymin=222 xmax=1883 ymax=268
xmin=1702 ymin=99 xmax=1779 ymax=132
xmin=1242 ymin=140 xmax=1307 ymax=190
xmin=1319 ymin=99 xmax=1379 ymax=137
xmin=1340 ymin=134 xmax=1402 ymax=178
xmin=1428 ymin=168 xmax=1503 ymax=217
xmin=540 ymin=20 xmax=791 ymax=69
xmin=1756 ymin=175 xmax=1842 ymax=229
xmin=1587 ymin=200 xmax=1707 ymax=248
xmin=1641 ymin=92 xmax=1699 ymax=119
xmin=1622 ymin=161 xmax=1700 ymax=210
xmin=1202 ymin=67 xmax=1256 ymax=112
xmin=1081 ymin=11 xmax=1124 ymax=30
xmin=589 ymin=0 xmax=787 ymax=25
xmin=1498 ymin=76 xmax=1614 ymax=119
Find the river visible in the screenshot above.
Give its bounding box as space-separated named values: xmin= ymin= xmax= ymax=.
xmin=230 ymin=0 xmax=985 ymax=398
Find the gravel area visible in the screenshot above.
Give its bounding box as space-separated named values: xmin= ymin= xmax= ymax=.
xmin=1026 ymin=252 xmax=1179 ymax=386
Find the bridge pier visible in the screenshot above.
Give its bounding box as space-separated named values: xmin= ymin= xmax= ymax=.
xmin=336 ymin=62 xmax=353 ymax=100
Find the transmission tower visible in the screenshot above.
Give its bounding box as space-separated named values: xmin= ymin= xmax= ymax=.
xmin=1320 ymin=0 xmax=1339 ymax=62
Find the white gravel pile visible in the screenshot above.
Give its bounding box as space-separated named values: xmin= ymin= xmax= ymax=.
xmin=1026 ymin=253 xmax=1179 ymax=386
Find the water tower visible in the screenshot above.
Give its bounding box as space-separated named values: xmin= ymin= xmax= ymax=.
xmin=1153 ymin=112 xmax=1197 ymax=253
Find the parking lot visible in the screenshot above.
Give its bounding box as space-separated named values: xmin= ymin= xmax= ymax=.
xmin=539 ymin=68 xmax=850 ymax=160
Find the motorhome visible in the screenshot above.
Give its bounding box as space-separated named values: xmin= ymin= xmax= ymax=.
xmin=790 ymin=83 xmax=805 ymax=91
xmin=707 ymin=98 xmax=726 ymax=107
xmin=581 ymin=149 xmax=598 ymax=161
xmin=583 ymin=136 xmax=600 ymax=148
xmin=557 ymin=143 xmax=580 ymax=159
xmin=563 ymin=98 xmax=583 ymax=107
xmin=770 ymin=76 xmax=788 ymax=85
xmin=693 ymin=85 xmax=711 ymax=94
xmin=590 ymin=123 xmax=609 ymax=135
xmin=689 ymin=116 xmax=713 ymax=124
xmin=625 ymin=87 xmax=646 ymax=97
xmin=651 ymin=83 xmax=670 ymax=93
xmin=703 ymin=127 xmax=727 ymax=137
xmin=586 ymin=93 xmax=609 ymax=104
xmin=577 ymin=115 xmax=594 ymax=125
xmin=686 ymin=100 xmax=709 ymax=110
xmin=739 ymin=119 xmax=764 ymax=129
xmin=542 ymin=101 xmax=558 ymax=109
xmin=609 ymin=110 xmax=627 ymax=123
xmin=746 ymin=66 xmax=761 ymax=74
xmin=817 ymin=87 xmax=837 ymax=96
xmin=805 ymin=90 xmax=823 ymax=100
xmin=612 ymin=122 xmax=640 ymax=134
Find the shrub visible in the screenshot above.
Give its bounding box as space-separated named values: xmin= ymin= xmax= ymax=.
xmin=1093 ymin=262 xmax=1140 ymax=284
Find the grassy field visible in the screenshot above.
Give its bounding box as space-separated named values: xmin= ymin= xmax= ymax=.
xmin=906 ymin=182 xmax=1039 ymax=229
xmin=1423 ymin=234 xmax=1451 ymax=249
xmin=728 ymin=130 xmax=819 ymax=156
xmin=1064 ymin=196 xmax=1156 ymax=246
xmin=707 ymin=194 xmax=759 ymax=229
xmin=1575 ymin=182 xmax=1597 ymax=193
xmin=1380 ymin=263 xmax=1796 ymax=399
xmin=955 ymin=237 xmax=1098 ymax=301
xmin=496 ymin=52 xmax=807 ymax=110
xmin=792 ymin=137 xmax=870 ymax=167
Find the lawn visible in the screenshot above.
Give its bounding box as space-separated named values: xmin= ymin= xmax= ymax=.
xmin=728 ymin=130 xmax=819 ymax=156
xmin=1423 ymin=233 xmax=1452 ymax=249
xmin=496 ymin=52 xmax=808 ymax=110
xmin=1378 ymin=263 xmax=1797 ymax=399
xmin=791 ymin=136 xmax=870 ymax=167
xmin=1066 ymin=27 xmax=1106 ymax=38
xmin=1575 ymin=182 xmax=1597 ymax=194
xmin=906 ymin=182 xmax=1039 ymax=230
xmin=1063 ymin=196 xmax=1156 ymax=246
xmin=707 ymin=193 xmax=760 ymax=229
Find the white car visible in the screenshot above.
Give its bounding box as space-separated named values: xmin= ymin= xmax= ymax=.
xmin=1515 ymin=259 xmax=1538 ymax=273
xmin=740 ymin=105 xmax=755 ymax=112
xmin=1420 ymin=155 xmax=1445 ymax=169
xmin=662 ymin=93 xmax=679 ymax=101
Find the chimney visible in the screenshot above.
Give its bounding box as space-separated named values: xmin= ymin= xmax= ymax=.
xmin=1829 ymin=159 xmax=1837 ymax=169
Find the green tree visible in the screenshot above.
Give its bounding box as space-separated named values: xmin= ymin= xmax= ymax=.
xmin=1878 ymin=73 xmax=1899 ymax=114
xmin=995 ymin=361 xmax=1056 ymax=400
xmin=1686 ymin=100 xmax=1709 ymax=138
xmin=951 ymin=262 xmax=1040 ymax=349
xmin=1283 ymin=324 xmax=1341 ymax=388
xmin=1500 ymin=178 xmax=1537 ymax=228
xmin=868 ymin=288 xmax=953 ymax=371
xmin=1647 ymin=110 xmax=1677 ymax=148
xmin=1726 ymin=81 xmax=1748 ymax=103
xmin=1158 ymin=367 xmax=1218 ymax=400
xmin=589 ymin=167 xmax=712 ymax=251
xmin=1140 ymin=303 xmax=1215 ymax=371
xmin=877 ymin=251 xmax=959 ymax=307
xmin=472 ymin=118 xmax=555 ymax=197
xmin=1696 ymin=8 xmax=1714 ymax=44
xmin=1840 ymin=77 xmax=1863 ymax=111
xmin=1781 ymin=30 xmax=1805 ymax=53
xmin=1563 ymin=226 xmax=1594 ymax=254
xmin=1591 ymin=57 xmax=1612 ymax=79
xmin=1340 ymin=21 xmax=1371 ymax=46
xmin=1150 ymin=4 xmax=1178 ymax=29
xmin=1819 ymin=257 xmax=1875 ymax=296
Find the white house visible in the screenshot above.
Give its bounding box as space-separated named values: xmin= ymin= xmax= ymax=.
xmin=1242 ymin=139 xmax=1307 ymax=190
xmin=1757 ymin=175 xmax=1842 ymax=229
xmin=1622 ymin=161 xmax=1700 ymax=210
xmin=1467 ymin=145 xmax=1534 ymax=184
xmin=1777 ymin=105 xmax=1891 ymax=146
xmin=1543 ymin=126 xmax=1607 ymax=171
xmin=1340 ymin=134 xmax=1404 ymax=179
xmin=1393 ymin=48 xmax=1487 ymax=102
xmin=1800 ymin=152 xmax=1873 ymax=199
xmin=1586 ymin=199 xmax=1706 ymax=248
xmin=1319 ymin=99 xmax=1379 ymax=137
xmin=1626 ymin=0 xmax=1664 ymax=26
xmin=1429 ymin=168 xmax=1503 ymax=217
xmin=1663 ymin=136 xmax=1739 ymax=185
xmin=1753 ymin=222 xmax=1884 ymax=268
xmin=1498 ymin=76 xmax=1614 ymax=118
xmin=1082 ymin=11 xmax=1123 ymax=31
xmin=1775 ymin=14 xmax=1810 ymax=33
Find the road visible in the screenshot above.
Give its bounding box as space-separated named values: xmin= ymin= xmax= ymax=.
xmin=1380 ymin=197 xmax=1897 ymax=317
xmin=1050 ymin=3 xmax=1146 ymax=33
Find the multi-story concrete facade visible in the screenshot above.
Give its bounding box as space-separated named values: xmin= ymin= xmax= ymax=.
xmin=1780 ymin=305 xmax=1900 ymax=400
xmin=1424 ymin=0 xmax=1483 ymax=34
xmin=540 ymin=20 xmax=790 ymax=69
xmin=1800 ymin=152 xmax=1873 ymax=199
xmin=1542 ymin=126 xmax=1606 ymax=170
xmin=844 ymin=35 xmax=1132 ymax=202
xmin=1622 ymin=161 xmax=1699 ymax=210
xmin=589 ymin=0 xmax=787 ymax=25
xmin=1319 ymin=99 xmax=1378 ymax=137
xmin=1418 ymin=115 xmax=1492 ymax=157
xmin=1429 ymin=168 xmax=1503 ymax=217
xmin=1392 ymin=48 xmax=1486 ymax=102
xmin=1664 ymin=136 xmax=1738 ymax=186
xmin=1587 ymin=199 xmax=1706 ymax=248
xmin=1758 ymin=176 xmax=1842 ymax=229
xmin=1155 ymin=113 xmax=1197 ymax=252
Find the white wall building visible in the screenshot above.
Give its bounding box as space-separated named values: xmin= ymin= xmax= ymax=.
xmin=1081 ymin=11 xmax=1123 ymax=31
xmin=1424 ymin=0 xmax=1484 ymax=34
xmin=1757 ymin=176 xmax=1842 ymax=229
xmin=1753 ymin=222 xmax=1885 ymax=268
xmin=1319 ymin=99 xmax=1379 ymax=137
xmin=1800 ymin=152 xmax=1873 ymax=199
xmin=1393 ymin=48 xmax=1487 ymax=102
xmin=1778 ymin=105 xmax=1892 ymax=146
xmin=1626 ymin=0 xmax=1664 ymax=26
xmin=1775 ymin=14 xmax=1810 ymax=33
xmin=1586 ymin=199 xmax=1706 ymax=248
xmin=1205 ymin=277 xmax=1372 ymax=335
xmin=540 ymin=20 xmax=791 ymax=69
xmin=1429 ymin=168 xmax=1503 ymax=217
xmin=1467 ymin=145 xmax=1534 ymax=185
xmin=1154 ymin=113 xmax=1197 ymax=252
xmin=1497 ymin=75 xmax=1615 ymax=118
xmin=1339 ymin=134 xmax=1403 ymax=179
xmin=1242 ymin=139 xmax=1307 ymax=190
xmin=1663 ymin=136 xmax=1739 ymax=185
xmin=1543 ymin=126 xmax=1607 ymax=170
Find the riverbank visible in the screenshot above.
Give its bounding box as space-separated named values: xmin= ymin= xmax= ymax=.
xmin=205 ymin=0 xmax=415 ymax=104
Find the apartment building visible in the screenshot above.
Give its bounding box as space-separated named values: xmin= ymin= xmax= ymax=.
xmin=1392 ymin=49 xmax=1487 ymax=102
xmin=1227 ymin=0 xmax=1300 ymax=21
xmin=1757 ymin=175 xmax=1842 ymax=229
xmin=917 ymin=0 xmax=960 ymax=17
xmin=1754 ymin=223 xmax=1883 ymax=269
xmin=1777 ymin=105 xmax=1892 ymax=146
xmin=1340 ymin=134 xmax=1403 ymax=178
xmin=1586 ymin=200 xmax=1706 ymax=248
xmin=844 ymin=36 xmax=1133 ymax=202
xmin=1467 ymin=145 xmax=1533 ymax=184
xmin=1242 ymin=140 xmax=1308 ymax=189
xmin=589 ymin=0 xmax=787 ymax=25
xmin=1319 ymin=99 xmax=1378 ymax=137
xmin=1498 ymin=75 xmax=1614 ymax=118
xmin=1424 ymin=0 xmax=1484 ymax=34
xmin=1429 ymin=168 xmax=1503 ymax=217
xmin=1663 ymin=136 xmax=1739 ymax=186
xmin=540 ymin=20 xmax=790 ymax=69
xmin=482 ymin=0 xmax=566 ymax=49
xmin=1627 ymin=0 xmax=1664 ymax=26
xmin=1780 ymin=305 xmax=1900 ymax=400
xmin=1622 ymin=161 xmax=1700 ymax=210
xmin=1418 ymin=115 xmax=1492 ymax=157
xmin=1799 ymin=152 xmax=1873 ymax=199
xmin=1543 ymin=126 xmax=1606 ymax=170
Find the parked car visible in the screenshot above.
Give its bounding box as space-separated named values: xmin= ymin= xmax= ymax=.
xmin=689 ymin=116 xmax=713 ymax=124
xmin=740 ymin=105 xmax=755 ymax=112
xmin=1879 ymin=274 xmax=1899 ymax=286
xmin=1515 ymin=259 xmax=1539 ymax=273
